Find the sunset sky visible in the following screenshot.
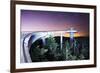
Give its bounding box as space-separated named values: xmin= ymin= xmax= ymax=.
xmin=21 ymin=10 xmax=89 ymax=37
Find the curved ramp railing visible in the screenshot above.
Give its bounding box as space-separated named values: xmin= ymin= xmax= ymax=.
xmin=21 ymin=32 xmax=48 ymax=63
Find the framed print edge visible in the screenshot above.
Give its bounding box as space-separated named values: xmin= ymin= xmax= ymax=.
xmin=10 ymin=1 xmax=16 ymax=73
xmin=10 ymin=0 xmax=97 ymax=73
